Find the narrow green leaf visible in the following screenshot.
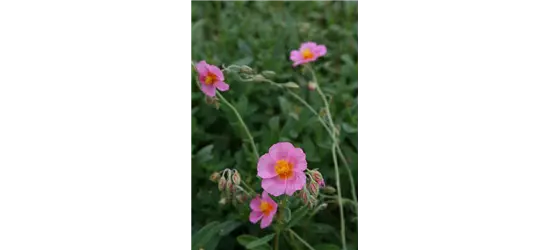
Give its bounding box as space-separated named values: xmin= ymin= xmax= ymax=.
xmin=283 ymin=207 xmax=292 ymax=223
xmin=246 ymin=233 xmax=275 ymax=249
xmin=191 ymin=221 xmax=220 ymax=249
xmin=287 ymin=206 xmax=309 ymax=228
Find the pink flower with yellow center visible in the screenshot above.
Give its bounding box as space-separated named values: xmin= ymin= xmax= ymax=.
xmin=289 ymin=42 xmax=327 ymax=67
xmin=249 ymin=191 xmax=278 ymax=228
xmin=257 ymin=142 xmax=307 ymax=196
xmin=195 ymin=60 xmax=229 ymax=97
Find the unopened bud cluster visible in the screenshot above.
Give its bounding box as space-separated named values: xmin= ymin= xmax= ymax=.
xmin=210 ymin=169 xmax=248 ymax=206
xmin=300 ymin=169 xmax=328 ymax=209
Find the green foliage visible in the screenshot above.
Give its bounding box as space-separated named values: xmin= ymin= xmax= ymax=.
xmin=192 ymin=1 xmax=357 ymax=249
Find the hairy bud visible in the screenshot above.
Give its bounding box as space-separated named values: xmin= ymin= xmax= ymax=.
xmin=261 ymin=70 xmax=276 ymax=78
xmin=310 ymin=170 xmax=325 ymax=187
xmin=236 ymin=194 xmax=248 ymax=204
xmin=323 ymin=185 xmax=336 ymax=194
xmin=240 ymin=65 xmax=253 ymax=74
xmin=218 ymin=176 xmax=227 ymax=191
xmin=308 ymin=181 xmax=319 ymax=197
xmin=231 ymin=170 xmax=241 ymax=185
xmin=210 ymin=172 xmax=220 ymax=182
xmin=299 ymin=189 xmax=308 ymax=205
xmin=219 ymin=197 xmax=227 ymax=205
xmin=307 ymin=81 xmax=317 ymax=91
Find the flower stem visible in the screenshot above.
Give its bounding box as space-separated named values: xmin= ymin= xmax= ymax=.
xmin=192 ymin=61 xmax=260 ymax=162
xmin=288 ymin=228 xmax=316 ymax=250
xmin=332 ymin=143 xmax=347 ymax=250
xmin=286 ymin=85 xmax=358 ymax=210
xmin=216 ymin=92 xmax=260 ymax=161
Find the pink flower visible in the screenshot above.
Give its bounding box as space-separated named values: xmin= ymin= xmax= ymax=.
xmin=290 ymin=42 xmax=327 ymax=67
xmin=195 ymin=60 xmax=229 ymax=97
xmin=257 ymin=142 xmax=307 ymax=196
xmin=249 ymin=191 xmax=278 ymax=229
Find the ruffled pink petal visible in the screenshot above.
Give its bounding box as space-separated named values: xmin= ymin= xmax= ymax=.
xmin=261 ymin=177 xmax=286 ymax=197
xmin=285 ymin=171 xmax=306 ymax=196
xmin=249 ymin=211 xmax=263 ymax=224
xmin=257 ymin=153 xmax=278 ymax=179
xmin=290 ymin=50 xmax=302 ymax=61
xmin=250 ymin=196 xmax=262 ymax=211
xmin=313 ymin=44 xmax=327 ymax=57
xmin=260 ymin=213 xmax=275 ymax=228
xmin=268 ymin=142 xmax=294 ymax=160
xmin=195 ymin=60 xmax=209 ymax=76
xmin=215 ymin=81 xmax=229 ymax=91
xmin=288 ymin=147 xmax=307 ymax=171
xmin=299 ymin=42 xmax=317 ymax=51
xmin=200 ymin=84 xmax=216 ymax=97
xmin=207 ymin=64 xmax=224 ymax=81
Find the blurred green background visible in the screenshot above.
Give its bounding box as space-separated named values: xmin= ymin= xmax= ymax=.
xmin=192 ymin=1 xmax=357 ymax=250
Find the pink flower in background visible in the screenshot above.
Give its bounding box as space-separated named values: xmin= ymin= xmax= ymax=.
xmin=257 ymin=142 xmax=307 ymax=196
xmin=290 ymin=42 xmax=327 ymax=67
xmin=249 ymin=191 xmax=278 ymax=228
xmin=195 ymin=60 xmax=229 ymax=97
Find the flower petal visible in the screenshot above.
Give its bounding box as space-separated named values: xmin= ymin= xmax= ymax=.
xmin=290 ymin=50 xmax=302 ymax=61
xmin=257 ymin=153 xmax=278 ymax=178
xmin=215 ymin=81 xmax=229 ymax=91
xmin=195 ymin=60 xmax=209 ymax=75
xmin=260 ymin=213 xmax=275 ymax=228
xmin=249 ymin=211 xmax=263 ymax=224
xmin=200 ymin=84 xmax=216 ymax=97
xmin=313 ymin=44 xmax=327 ymax=57
xmin=285 ymin=171 xmax=306 ymax=196
xmin=207 ymin=64 xmax=224 ymax=81
xmin=261 ymin=177 xmax=286 ymax=197
xmin=300 ymin=42 xmax=317 ymax=51
xmin=250 ymin=196 xmax=262 ymax=211
xmin=288 ymin=147 xmax=307 ymax=171
xmin=268 ymin=142 xmax=294 ymax=160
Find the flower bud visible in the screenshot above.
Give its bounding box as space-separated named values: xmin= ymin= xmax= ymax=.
xmin=323 ymin=185 xmax=336 ymax=194
xmin=307 ymin=197 xmax=317 ymax=209
xmin=210 ymin=172 xmax=220 ymax=182
xmin=226 ymin=182 xmax=234 ymax=193
xmin=307 ymin=81 xmax=317 ymax=91
xmin=299 ymin=189 xmax=308 ymax=205
xmin=218 ymin=176 xmax=226 ymax=191
xmin=253 ymin=75 xmax=265 ymax=81
xmin=231 ymin=170 xmax=241 ymax=185
xmin=308 ymin=181 xmax=319 ymax=197
xmin=240 ymin=65 xmax=253 ymax=74
xmin=236 ymin=194 xmax=248 ymax=204
xmin=261 ymin=70 xmax=276 ymax=78
xmin=310 ymin=170 xmax=325 ymax=187
xmin=219 ymin=197 xmax=227 ymax=205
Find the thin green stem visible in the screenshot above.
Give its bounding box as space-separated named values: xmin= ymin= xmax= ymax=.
xmin=304 ymin=65 xmax=358 ymax=207
xmin=332 ymin=143 xmax=347 ymax=250
xmin=216 ymin=93 xmax=260 ymax=161
xmin=239 ymin=181 xmax=255 ymax=195
xmin=286 ymin=87 xmax=358 ymax=209
xmin=288 ymin=229 xmax=316 ymax=250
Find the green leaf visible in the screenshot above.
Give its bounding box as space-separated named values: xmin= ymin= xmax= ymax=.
xmin=283 ymin=207 xmax=292 ymax=223
xmin=194 ymin=144 xmax=214 ymax=163
xmin=341 ymin=122 xmax=358 ymax=133
xmin=283 ymin=82 xmax=300 ymax=89
xmin=246 ymin=233 xmax=275 ymax=249
xmin=237 ymin=235 xmax=272 ymax=250
xmin=314 ymin=243 xmax=341 ymax=250
xmin=191 ymin=221 xmax=220 ymax=249
xmin=217 ymin=220 xmax=242 ymax=236
xmin=287 ymin=206 xmax=309 ymax=228
xmin=232 ymin=56 xmax=254 ymax=66
xmin=268 ymin=116 xmax=280 ymax=132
